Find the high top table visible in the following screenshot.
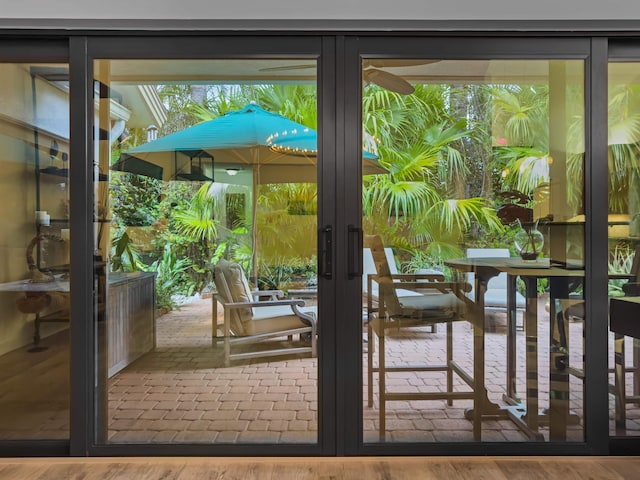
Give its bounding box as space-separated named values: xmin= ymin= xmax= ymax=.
xmin=445 ymin=257 xmax=584 ymax=441
xmin=609 ymin=296 xmax=640 ymax=434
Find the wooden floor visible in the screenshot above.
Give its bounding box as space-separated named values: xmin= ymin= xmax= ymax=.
xmin=0 ymin=456 xmax=639 ymax=479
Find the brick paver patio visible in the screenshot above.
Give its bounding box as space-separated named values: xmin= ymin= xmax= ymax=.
xmin=106 ymin=295 xmax=639 ymax=444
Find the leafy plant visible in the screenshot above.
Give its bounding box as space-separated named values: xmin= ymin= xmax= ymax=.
xmin=110 ymin=229 xmax=143 ymax=272
xmin=146 ymin=244 xmax=194 ymax=311
xmin=110 ymin=173 xmax=161 ymax=227
xmin=608 ymin=244 xmax=636 ymax=297
xmin=256 ymin=258 xmax=297 ymax=292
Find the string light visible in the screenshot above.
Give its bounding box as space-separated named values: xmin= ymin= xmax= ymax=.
xmin=266 ymin=127 xmax=316 ymax=155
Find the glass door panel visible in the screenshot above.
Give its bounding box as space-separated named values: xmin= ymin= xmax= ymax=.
xmin=607 ymin=61 xmax=640 ymax=437
xmin=94 ymin=59 xmax=319 ymax=444
xmin=0 ymin=61 xmax=70 ymax=440
xmin=361 ymin=58 xmax=586 ymax=443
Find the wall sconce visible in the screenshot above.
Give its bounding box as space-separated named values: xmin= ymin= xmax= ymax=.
xmin=226 ymin=168 xmax=240 ymax=176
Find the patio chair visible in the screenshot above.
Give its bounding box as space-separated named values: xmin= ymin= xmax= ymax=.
xmin=213 ymin=259 xmax=317 ymax=367
xmin=465 ymin=248 xmax=526 ymax=330
xmin=363 ymin=246 xmax=438 ymax=332
xmin=555 ymin=243 xmax=640 ymax=432
xmin=364 ymin=235 xmax=476 ymax=440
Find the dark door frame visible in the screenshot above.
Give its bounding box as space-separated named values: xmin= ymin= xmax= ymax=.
xmin=341 ymin=35 xmax=612 ymax=456
xmin=0 ymin=37 xmax=70 ymax=457
xmin=70 ymin=34 xmax=338 ymax=457
xmin=606 ymin=37 xmax=640 ymax=456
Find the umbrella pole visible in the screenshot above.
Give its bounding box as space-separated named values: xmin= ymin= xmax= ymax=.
xmin=251 ymin=166 xmax=259 ymax=290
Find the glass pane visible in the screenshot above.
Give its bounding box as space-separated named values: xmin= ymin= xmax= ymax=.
xmin=361 ymin=59 xmax=585 ymax=443
xmin=0 ymin=63 xmax=70 ymax=439
xmin=94 ymin=59 xmax=318 ymax=444
xmin=608 ymin=62 xmax=640 ymax=437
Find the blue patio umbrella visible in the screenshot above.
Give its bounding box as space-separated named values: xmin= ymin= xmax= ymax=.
xmin=113 ymin=103 xmax=383 ymax=286
xmin=113 ymin=103 xmax=382 ymax=182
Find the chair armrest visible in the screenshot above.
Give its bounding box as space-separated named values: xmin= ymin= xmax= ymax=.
xmin=608 ymin=273 xmax=635 ymax=280
xmin=218 ymin=298 xmax=306 ymax=309
xmin=390 ymin=280 xmax=472 ymax=294
xmin=391 ymin=273 xmax=446 ymax=282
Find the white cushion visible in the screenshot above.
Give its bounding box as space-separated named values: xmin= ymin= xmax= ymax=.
xmin=465 ymin=248 xmax=526 ymax=310
xmin=214 ymin=259 xmax=253 ymax=335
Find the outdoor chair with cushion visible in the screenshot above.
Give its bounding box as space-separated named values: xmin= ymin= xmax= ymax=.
xmin=213 ymin=259 xmax=317 ymax=367
xmin=465 ymin=248 xmax=526 ymax=330
xmin=363 ymin=246 xmax=438 ymax=333
xmin=364 ymin=235 xmax=476 ymax=440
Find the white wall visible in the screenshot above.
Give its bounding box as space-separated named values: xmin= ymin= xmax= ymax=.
xmin=0 ymin=0 xmax=639 ymax=21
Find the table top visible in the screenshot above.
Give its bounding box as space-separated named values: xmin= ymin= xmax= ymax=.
xmin=0 ymin=271 xmax=155 ymax=293
xmin=611 ymin=296 xmax=640 ymax=306
xmin=445 ymin=257 xmax=585 ymax=278
xmin=0 ymin=277 xmax=69 ymax=292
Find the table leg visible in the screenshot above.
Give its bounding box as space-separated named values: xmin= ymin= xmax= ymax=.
xmin=634 ymin=338 xmax=640 ymax=403
xmin=523 ymin=277 xmax=539 ymax=432
xmin=506 ymin=274 xmax=518 ymax=401
xmin=614 ymin=332 xmax=626 ymax=434
xmin=549 ymin=279 xmax=570 ymax=441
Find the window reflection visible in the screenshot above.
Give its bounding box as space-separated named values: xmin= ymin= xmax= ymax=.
xmin=362 ymin=59 xmax=586 ymax=443
xmin=608 ymin=63 xmax=640 ymax=437
xmin=0 ymin=63 xmax=70 ymax=439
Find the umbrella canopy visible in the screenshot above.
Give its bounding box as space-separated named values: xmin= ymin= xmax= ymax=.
xmin=112 ymin=103 xmax=384 ymax=287
xmin=113 ymin=103 xmax=382 ymax=182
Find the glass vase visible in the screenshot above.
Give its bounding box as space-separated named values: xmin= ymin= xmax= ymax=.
xmin=514 ymin=221 xmax=544 ymax=261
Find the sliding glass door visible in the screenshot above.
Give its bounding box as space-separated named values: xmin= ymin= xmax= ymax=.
xmin=0 ymin=41 xmax=70 ymax=451
xmin=342 ymin=36 xmax=616 ymax=454
xmin=82 ymin=36 xmax=336 ymax=454
xmin=607 ymin=41 xmax=640 ymax=444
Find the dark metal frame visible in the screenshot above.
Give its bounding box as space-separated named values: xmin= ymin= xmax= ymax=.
xmin=342 ymin=35 xmax=612 ymax=456
xmin=0 ymin=37 xmax=70 ymax=457
xmin=79 ymin=35 xmax=336 ymax=457
xmin=0 ymin=27 xmax=638 ymax=457
xmin=605 ymin=38 xmax=640 ymax=455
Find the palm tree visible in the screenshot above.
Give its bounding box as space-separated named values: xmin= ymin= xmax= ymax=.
xmin=361 ymin=84 xmax=503 ymax=261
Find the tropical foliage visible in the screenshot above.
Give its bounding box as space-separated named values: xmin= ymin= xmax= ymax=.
xmin=108 ymin=64 xmax=640 ymax=310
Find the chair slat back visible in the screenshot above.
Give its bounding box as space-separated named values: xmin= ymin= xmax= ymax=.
xmin=364 ymin=235 xmax=403 ymax=316
xmin=214 ymin=259 xmax=254 ymax=335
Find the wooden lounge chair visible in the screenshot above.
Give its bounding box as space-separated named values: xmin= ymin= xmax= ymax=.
xmin=213 ymin=259 xmax=317 ymax=367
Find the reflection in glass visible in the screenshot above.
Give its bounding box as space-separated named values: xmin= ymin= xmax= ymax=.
xmin=362 ymin=59 xmax=585 ymax=443
xmin=0 ymin=63 xmax=70 ymax=439
xmin=94 ymin=60 xmax=319 ymax=444
xmin=608 ymin=63 xmax=640 ymax=437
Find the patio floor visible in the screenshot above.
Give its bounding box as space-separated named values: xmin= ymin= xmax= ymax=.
xmin=0 ymin=295 xmax=638 ymax=443
xmin=105 ymin=295 xmax=639 ymax=444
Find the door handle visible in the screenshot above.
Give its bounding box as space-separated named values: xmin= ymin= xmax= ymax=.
xmin=347 ymin=224 xmax=363 ymax=279
xmin=319 ymin=225 xmax=333 ymax=279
